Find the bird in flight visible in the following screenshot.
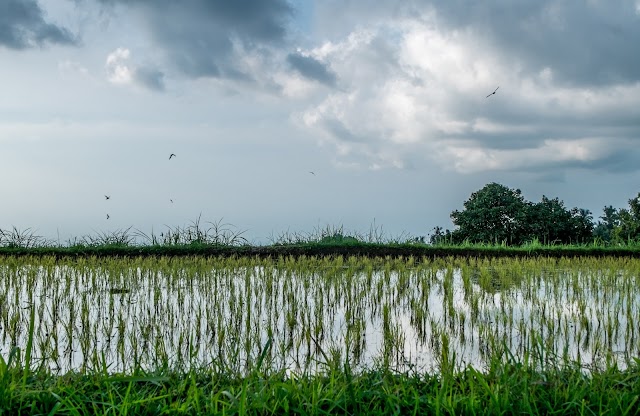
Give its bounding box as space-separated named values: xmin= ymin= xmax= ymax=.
xmin=169 ymin=153 xmax=176 ymax=160
xmin=105 ymin=195 xmax=111 ymax=200
xmin=486 ymin=86 xmax=499 ymax=98
xmin=170 ymin=199 xmax=174 ymax=203
xmin=309 ymin=171 xmax=316 ymax=176
xmin=106 ymin=214 xmax=110 ymax=220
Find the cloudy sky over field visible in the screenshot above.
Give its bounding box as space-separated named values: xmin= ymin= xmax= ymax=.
xmin=1 ymin=0 xmax=639 ymax=243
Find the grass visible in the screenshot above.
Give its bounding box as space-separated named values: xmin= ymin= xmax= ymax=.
xmin=2 ymin=353 xmax=639 ymax=414
xmin=2 ymin=240 xmax=640 ymax=260
xmin=1 ymin=221 xmax=640 ymax=414
xmin=1 ymin=220 xmax=640 ymax=259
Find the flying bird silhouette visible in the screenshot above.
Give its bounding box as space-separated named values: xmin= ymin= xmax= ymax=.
xmin=170 ymin=199 xmax=174 ymax=203
xmin=309 ymin=171 xmax=316 ymax=176
xmin=106 ymin=214 xmax=110 ymax=220
xmin=104 ymin=195 xmax=110 ymax=200
xmin=486 ymin=86 xmax=499 ymax=98
xmin=169 ymin=153 xmax=176 ymax=160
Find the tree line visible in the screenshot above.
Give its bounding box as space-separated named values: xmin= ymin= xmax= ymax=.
xmin=430 ymin=182 xmax=640 ymax=245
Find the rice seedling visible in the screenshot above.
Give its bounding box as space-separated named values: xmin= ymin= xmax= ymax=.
xmin=0 ymin=255 xmax=638 ymax=384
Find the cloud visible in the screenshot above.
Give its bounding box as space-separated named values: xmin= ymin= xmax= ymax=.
xmin=299 ymin=12 xmax=640 ymax=174
xmin=437 ymin=138 xmax=619 ymax=174
xmin=0 ymin=0 xmax=77 ymax=49
xmin=315 ymin=0 xmax=640 ymax=87
xmin=287 ymin=52 xmax=337 ymax=87
xmin=133 ymin=66 xmax=165 ymax=92
xmin=428 ymin=0 xmax=640 ymax=87
xmin=106 ymin=47 xmax=133 ymax=84
xmin=105 ymin=47 xmax=165 ymax=91
xmin=58 ymin=60 xmax=89 ymax=76
xmin=96 ymin=0 xmax=293 ymax=81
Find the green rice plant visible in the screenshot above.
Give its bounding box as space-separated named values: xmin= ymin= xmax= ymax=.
xmin=2 ymin=255 xmax=640 ymax=380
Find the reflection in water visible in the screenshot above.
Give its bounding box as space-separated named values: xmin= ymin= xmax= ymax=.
xmin=0 ymin=256 xmax=638 ymax=375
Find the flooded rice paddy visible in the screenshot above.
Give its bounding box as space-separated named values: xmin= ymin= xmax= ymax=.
xmin=0 ymin=255 xmax=639 ymax=375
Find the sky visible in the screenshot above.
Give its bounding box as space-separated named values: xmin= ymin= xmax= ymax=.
xmin=1 ymin=0 xmax=640 ymax=244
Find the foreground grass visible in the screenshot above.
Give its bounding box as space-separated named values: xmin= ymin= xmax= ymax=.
xmin=2 ymin=359 xmax=639 ymax=415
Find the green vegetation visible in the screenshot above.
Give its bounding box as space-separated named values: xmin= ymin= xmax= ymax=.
xmin=3 ymin=183 xmax=639 ymax=258
xmin=1 ymin=220 xmax=640 ymax=259
xmin=1 ymin=255 xmax=639 ymax=413
xmin=2 ymin=358 xmax=639 ymax=414
xmin=431 ymin=183 xmax=640 ymax=246
xmin=1 ymin=184 xmax=640 ymax=413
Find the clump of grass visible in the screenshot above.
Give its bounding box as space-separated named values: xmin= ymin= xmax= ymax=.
xmin=72 ymin=227 xmax=136 ymax=247
xmin=0 ymin=227 xmax=51 ymax=248
xmin=135 ymin=216 xmax=248 ymax=246
xmin=268 ymin=222 xmax=418 ymax=246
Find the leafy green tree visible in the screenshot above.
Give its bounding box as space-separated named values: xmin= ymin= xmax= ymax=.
xmin=613 ymin=193 xmax=640 ymax=243
xmin=593 ymin=205 xmax=620 ymax=242
xmin=448 ymin=183 xmax=595 ymax=245
xmin=569 ymin=207 xmax=594 ymax=243
xmin=528 ymin=196 xmax=574 ymax=244
xmin=450 ymin=183 xmax=532 ymax=245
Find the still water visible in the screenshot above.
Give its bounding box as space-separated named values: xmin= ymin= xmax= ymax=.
xmin=0 ymin=257 xmax=638 ymax=374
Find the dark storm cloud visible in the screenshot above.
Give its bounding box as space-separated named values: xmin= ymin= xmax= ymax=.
xmin=427 ymin=0 xmax=640 ymax=86
xmin=96 ymin=0 xmax=293 ymax=79
xmin=0 ymin=0 xmax=77 ymax=49
xmin=287 ymin=52 xmax=337 ymax=87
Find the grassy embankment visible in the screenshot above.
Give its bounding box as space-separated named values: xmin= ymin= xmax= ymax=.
xmin=1 ymin=221 xmax=639 ymax=258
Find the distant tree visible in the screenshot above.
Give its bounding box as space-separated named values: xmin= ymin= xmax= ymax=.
xmin=448 ymin=183 xmax=595 ymax=245
xmin=450 ymin=183 xmax=532 ymax=245
xmin=429 ymin=226 xmax=453 ymax=245
xmin=593 ymin=205 xmax=620 ymax=242
xmin=613 ymin=193 xmax=640 ymax=243
xmin=528 ymin=196 xmax=574 ymax=244
xmin=569 ymin=207 xmax=594 ymax=244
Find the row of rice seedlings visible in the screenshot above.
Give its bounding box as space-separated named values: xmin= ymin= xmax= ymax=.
xmin=0 ymin=255 xmax=639 ymax=375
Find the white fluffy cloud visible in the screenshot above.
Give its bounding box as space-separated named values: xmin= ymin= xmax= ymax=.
xmin=298 ymin=14 xmax=640 ymax=173
xmin=106 ymin=47 xmax=134 ymax=85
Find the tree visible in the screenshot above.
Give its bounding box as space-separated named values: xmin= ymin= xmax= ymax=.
xmin=613 ymin=193 xmax=640 ymax=242
xmin=593 ymin=205 xmax=620 ymax=242
xmin=569 ymin=207 xmax=594 ymax=244
xmin=429 ymin=226 xmax=453 ymax=245
xmin=527 ymin=197 xmax=594 ymax=244
xmin=528 ymin=196 xmax=574 ymax=244
xmin=450 ymin=183 xmax=532 ymax=245
xmin=448 ymin=183 xmax=595 ymax=245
